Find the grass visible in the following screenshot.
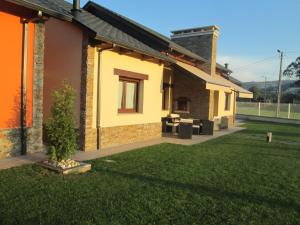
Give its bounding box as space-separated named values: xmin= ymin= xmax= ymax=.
xmin=1 ymin=121 xmax=300 ymax=225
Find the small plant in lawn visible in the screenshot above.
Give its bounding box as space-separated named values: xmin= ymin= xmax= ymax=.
xmin=45 ymin=82 xmax=79 ymax=169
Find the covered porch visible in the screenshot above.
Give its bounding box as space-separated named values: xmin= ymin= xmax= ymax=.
xmin=162 ymin=61 xmax=252 ymax=136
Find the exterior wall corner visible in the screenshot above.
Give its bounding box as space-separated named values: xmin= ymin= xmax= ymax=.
xmin=27 ymin=22 xmax=45 ymax=153
xmin=79 ymin=36 xmax=97 ymax=151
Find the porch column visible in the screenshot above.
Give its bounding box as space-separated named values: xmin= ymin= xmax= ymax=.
xmin=79 ymin=36 xmax=97 ymax=151
xmin=27 ymin=22 xmax=45 ymax=153
xmin=208 ymin=90 xmax=215 ymax=120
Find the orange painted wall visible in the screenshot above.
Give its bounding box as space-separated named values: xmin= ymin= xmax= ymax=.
xmin=0 ymin=10 xmax=34 ymax=129
xmin=44 ymin=18 xmax=83 ymax=126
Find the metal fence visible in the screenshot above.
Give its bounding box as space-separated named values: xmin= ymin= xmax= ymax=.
xmin=237 ymin=102 xmax=300 ymax=120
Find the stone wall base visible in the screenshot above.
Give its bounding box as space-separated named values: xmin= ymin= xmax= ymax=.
xmin=84 ymin=128 xmax=98 ymax=151
xmin=100 ymin=122 xmax=162 ymax=149
xmin=0 ymin=129 xmax=21 ymax=159
xmin=213 ymin=115 xmax=234 ymax=131
xmin=0 ymin=128 xmax=44 ymax=159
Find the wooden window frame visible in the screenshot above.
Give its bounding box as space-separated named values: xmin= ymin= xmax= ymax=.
xmin=162 ymin=83 xmax=173 ymax=110
xmin=225 ymin=93 xmax=231 ymax=111
xmin=118 ymin=77 xmax=139 ymax=113
xmin=114 ymin=68 xmax=148 ymax=80
xmin=162 ymin=83 xmax=168 ymax=110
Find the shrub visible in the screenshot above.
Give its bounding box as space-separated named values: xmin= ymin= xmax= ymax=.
xmin=45 ymin=82 xmax=78 ymax=161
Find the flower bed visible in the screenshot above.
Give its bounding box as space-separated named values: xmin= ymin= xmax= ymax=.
xmin=37 ymin=159 xmax=91 ymax=175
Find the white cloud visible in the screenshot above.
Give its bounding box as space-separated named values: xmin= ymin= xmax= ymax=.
xmin=217 ymin=55 xmax=295 ymax=82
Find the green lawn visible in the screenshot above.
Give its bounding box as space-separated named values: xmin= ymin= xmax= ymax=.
xmin=1 ymin=122 xmax=300 ymax=225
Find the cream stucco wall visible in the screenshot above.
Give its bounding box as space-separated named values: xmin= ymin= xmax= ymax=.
xmin=214 ymin=89 xmax=235 ymax=118
xmin=93 ymin=50 xmax=164 ymax=128
xmin=44 ymin=17 xmax=83 ymax=125
xmin=92 ymin=48 xmax=99 ymax=129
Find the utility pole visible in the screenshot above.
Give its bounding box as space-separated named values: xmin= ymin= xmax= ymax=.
xmin=276 ymin=50 xmax=284 ymax=117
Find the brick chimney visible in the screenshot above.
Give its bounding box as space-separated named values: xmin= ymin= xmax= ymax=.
xmin=171 ymin=26 xmax=219 ymax=76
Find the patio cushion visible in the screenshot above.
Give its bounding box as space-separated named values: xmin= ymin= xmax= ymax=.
xmin=180 ymin=118 xmax=193 ymax=123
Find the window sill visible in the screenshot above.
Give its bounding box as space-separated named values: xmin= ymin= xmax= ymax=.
xmin=118 ymin=112 xmax=143 ymax=115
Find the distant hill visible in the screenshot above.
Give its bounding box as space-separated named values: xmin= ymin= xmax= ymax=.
xmin=242 ymin=80 xmax=296 ymax=90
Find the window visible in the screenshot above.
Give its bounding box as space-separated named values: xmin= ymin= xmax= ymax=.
xmin=118 ymin=78 xmax=139 ymax=113
xmin=114 ymin=68 xmax=147 ymax=114
xmin=213 ymin=91 xmax=219 ymax=117
xmin=225 ymin=93 xmax=231 ymax=111
xmin=175 ymin=97 xmax=190 ymax=112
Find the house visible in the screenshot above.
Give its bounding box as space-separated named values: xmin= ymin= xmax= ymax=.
xmin=0 ymin=0 xmax=252 ymax=158
xmin=0 ymin=0 xmax=174 ymax=156
xmin=0 ymin=0 xmax=94 ymax=158
xmin=0 ymin=0 xmax=47 ymax=158
xmin=83 ymin=2 xmax=252 ymax=136
xmin=41 ymin=1 xmax=174 ymax=151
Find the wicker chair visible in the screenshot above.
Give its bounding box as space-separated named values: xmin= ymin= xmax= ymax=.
xmin=201 ymin=120 xmax=214 ymax=135
xmin=178 ymin=119 xmax=193 ymax=139
xmin=192 ymin=119 xmax=202 ymax=135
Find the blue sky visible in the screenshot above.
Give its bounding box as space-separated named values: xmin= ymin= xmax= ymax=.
xmin=72 ymin=0 xmax=300 ymax=82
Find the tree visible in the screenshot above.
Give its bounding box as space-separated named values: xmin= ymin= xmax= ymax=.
xmin=283 ymin=56 xmax=300 ymax=84
xmin=46 ymin=82 xmax=78 ymax=161
xmin=282 ymin=92 xmax=297 ymax=103
xmin=248 ymin=85 xmax=261 ymax=101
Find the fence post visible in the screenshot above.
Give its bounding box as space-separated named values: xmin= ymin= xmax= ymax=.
xmin=288 ymin=103 xmax=291 ymax=119
xmin=258 ymin=102 xmax=261 ymax=116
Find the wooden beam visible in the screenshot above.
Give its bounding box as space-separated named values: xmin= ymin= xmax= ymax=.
xmin=167 ymin=53 xmax=196 ymax=66
xmin=141 ymin=55 xmax=153 ymax=61
xmin=97 ymin=43 xmax=113 ymax=49
xmin=114 ymin=68 xmax=149 ymax=80
xmin=118 ymin=48 xmax=134 ymax=55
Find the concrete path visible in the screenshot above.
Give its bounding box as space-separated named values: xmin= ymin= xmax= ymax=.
xmin=0 ymin=126 xmax=245 ymax=170
xmin=0 ymin=152 xmax=46 ymax=170
xmin=161 ymin=126 xmax=244 ymax=146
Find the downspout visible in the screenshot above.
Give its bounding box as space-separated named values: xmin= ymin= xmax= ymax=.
xmin=96 ymin=45 xmax=115 ymax=150
xmin=21 ymin=21 xmax=29 ymax=155
xmin=96 ymin=49 xmax=101 ymax=150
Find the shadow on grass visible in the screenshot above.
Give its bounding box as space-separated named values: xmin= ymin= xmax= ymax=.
xmin=244 ymin=120 xmax=300 ymax=128
xmin=253 ymin=152 xmax=300 ymax=160
xmin=220 ymin=140 xmax=300 ymax=153
xmin=99 ymin=169 xmax=300 ymax=212
xmin=242 ymin=129 xmax=300 ymax=139
xmin=221 ymin=141 xmax=300 ymax=159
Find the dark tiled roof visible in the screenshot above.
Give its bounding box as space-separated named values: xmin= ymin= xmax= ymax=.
xmin=6 ymin=0 xmax=73 ymax=20
xmin=228 ymin=76 xmax=242 ymax=86
xmin=6 ymin=0 xmax=173 ymax=62
xmin=75 ymin=11 xmax=173 ymax=62
xmin=84 ymin=1 xmax=231 ymax=73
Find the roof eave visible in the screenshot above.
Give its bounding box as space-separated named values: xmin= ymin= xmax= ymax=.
xmin=94 ymin=36 xmax=174 ymax=64
xmin=83 ymin=1 xmax=170 ymax=47
xmin=5 ymin=0 xmax=73 ymax=21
